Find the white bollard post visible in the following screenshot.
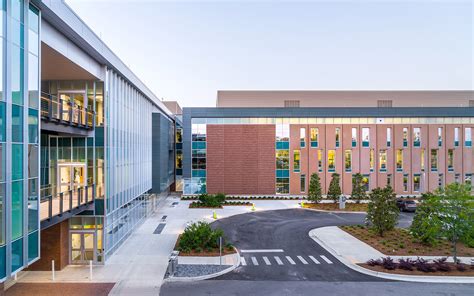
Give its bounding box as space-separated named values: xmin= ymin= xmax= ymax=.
xmin=52 ymin=260 xmax=55 ymax=281
xmin=219 ymin=237 xmax=222 ymax=266
xmin=14 ymin=273 xmax=17 ymax=281
xmin=89 ymin=260 xmax=93 ymax=280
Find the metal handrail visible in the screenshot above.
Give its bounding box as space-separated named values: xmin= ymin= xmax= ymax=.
xmin=40 ymin=92 xmax=95 ymax=128
xmin=40 ymin=184 xmax=96 ymax=221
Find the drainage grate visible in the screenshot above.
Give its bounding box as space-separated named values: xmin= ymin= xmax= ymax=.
xmin=153 ymin=223 xmax=166 ymax=234
xmin=171 ymin=202 xmax=179 ymax=206
xmin=161 ymin=215 xmax=167 ymax=220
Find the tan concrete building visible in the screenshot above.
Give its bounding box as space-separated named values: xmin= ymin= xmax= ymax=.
xmin=217 ymin=90 xmax=474 ymax=108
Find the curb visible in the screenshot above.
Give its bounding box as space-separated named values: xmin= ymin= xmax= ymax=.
xmin=165 ymin=248 xmax=240 ymax=282
xmin=302 ymin=207 xmax=367 ymax=214
xmin=308 ymin=228 xmax=474 ymax=283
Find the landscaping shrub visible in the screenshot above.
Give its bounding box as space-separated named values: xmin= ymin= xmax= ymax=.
xmin=178 ymin=221 xmax=226 ymax=252
xmin=398 ymin=258 xmax=414 ymax=271
xmin=381 ymin=257 xmax=397 ymax=270
xmin=194 ymin=193 xmax=226 ymax=207
xmin=456 ymin=264 xmax=467 ymax=272
xmin=414 ymin=258 xmax=435 ymax=272
xmin=366 ymin=259 xmax=381 ymax=266
xmin=433 ymin=258 xmax=451 ymax=272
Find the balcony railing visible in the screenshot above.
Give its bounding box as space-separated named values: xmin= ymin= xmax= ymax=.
xmin=41 ymin=92 xmax=95 ymax=129
xmin=40 ymin=184 xmax=95 ymax=222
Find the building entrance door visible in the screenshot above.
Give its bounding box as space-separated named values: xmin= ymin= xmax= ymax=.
xmin=58 ymin=163 xmax=86 ymax=193
xmin=70 ymin=231 xmax=97 ymax=264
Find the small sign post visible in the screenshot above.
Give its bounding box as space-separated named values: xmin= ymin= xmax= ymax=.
xmin=219 ymin=236 xmax=222 ymax=266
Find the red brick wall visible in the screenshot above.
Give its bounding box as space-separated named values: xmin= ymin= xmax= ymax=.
xmin=28 ymin=220 xmax=69 ymax=271
xmin=207 ymin=124 xmax=275 ymax=194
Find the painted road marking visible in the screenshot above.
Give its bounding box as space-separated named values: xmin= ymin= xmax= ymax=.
xmin=240 ymin=249 xmax=284 ymax=253
xmin=251 ymin=257 xmax=259 ymax=266
xmin=297 ymin=256 xmax=308 ymax=264
xmin=274 ymin=256 xmax=284 ymax=265
xmin=309 ymin=255 xmax=321 ymax=264
xmin=240 ymin=257 xmax=247 ymax=266
xmin=262 ymin=256 xmax=271 ymax=265
xmin=320 ymin=255 xmax=333 ymax=264
xmin=285 ymin=256 xmax=296 ymax=265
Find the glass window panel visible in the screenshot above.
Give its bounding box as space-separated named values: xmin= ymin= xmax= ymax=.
xmin=328 ymin=150 xmax=335 ymax=171
xmin=379 ymin=150 xmax=387 ymax=171
xmin=11 ymin=0 xmax=24 ymax=22
xmin=11 ymin=238 xmax=23 ymax=272
xmin=0 ymin=41 xmax=3 ymax=100
xmin=11 ymin=45 xmax=24 ymax=105
xmin=28 ymin=108 xmax=38 ymax=143
xmin=28 ymin=178 xmax=38 ymax=232
xmin=344 ymin=150 xmax=351 ymax=172
xmin=0 ymin=183 xmax=4 ymax=245
xmin=12 ymin=144 xmax=23 ymax=180
xmin=12 ymin=104 xmax=23 ymax=142
xmin=0 ymin=245 xmax=4 ymax=279
xmin=431 ymin=149 xmax=438 ymax=171
xmin=28 ymin=144 xmax=38 ymax=178
xmin=28 ymin=230 xmax=39 ymax=262
xmin=362 ymin=128 xmax=370 ymax=147
xmin=0 ymin=102 xmax=4 ymax=141
xmin=28 ymin=53 xmax=39 ymax=108
xmin=396 ymin=149 xmax=403 ymax=171
xmin=293 ymin=150 xmax=300 ymax=171
xmin=12 ymin=181 xmax=23 ymax=240
xmin=0 ymin=143 xmax=4 ymax=182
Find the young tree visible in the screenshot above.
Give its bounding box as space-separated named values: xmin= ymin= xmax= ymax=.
xmin=366 ymin=186 xmax=399 ymax=237
xmin=410 ymin=192 xmax=442 ymax=246
xmin=351 ymin=173 xmax=367 ymax=204
xmin=327 ymin=173 xmax=341 ymax=203
xmin=308 ymin=173 xmax=322 ymax=203
xmin=425 ymin=183 xmax=473 ymax=263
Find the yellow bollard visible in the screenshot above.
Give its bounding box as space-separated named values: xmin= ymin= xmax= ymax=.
xmin=213 ymin=210 xmax=217 ymax=219
xmin=301 ymin=201 xmax=305 ymax=208
xmin=251 ymin=203 xmax=256 ymax=211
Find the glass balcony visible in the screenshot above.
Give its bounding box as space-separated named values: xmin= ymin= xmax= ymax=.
xmin=40 ymin=184 xmax=95 ymax=222
xmin=41 ymin=92 xmax=94 ymax=129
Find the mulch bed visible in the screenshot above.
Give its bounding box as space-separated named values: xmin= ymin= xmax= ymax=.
xmin=174 ymin=235 xmax=236 ymax=257
xmin=303 ymin=203 xmax=368 ymax=212
xmin=6 ymin=283 xmax=115 ymax=296
xmin=341 ymin=225 xmax=474 ymax=257
xmin=359 ymin=263 xmax=474 ymax=276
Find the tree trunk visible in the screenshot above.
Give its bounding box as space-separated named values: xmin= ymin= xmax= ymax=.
xmin=452 ymin=239 xmax=457 ymax=264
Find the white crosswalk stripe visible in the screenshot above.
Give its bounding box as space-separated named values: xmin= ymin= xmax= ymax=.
xmin=308 ymin=255 xmax=321 ymax=264
xmin=241 ymin=256 xmax=247 ymax=266
xmin=320 ymin=255 xmax=333 ymax=264
xmin=297 ymin=256 xmax=308 ymax=264
xmin=262 ymin=256 xmax=271 ymax=265
xmin=251 ymin=256 xmax=259 ymax=266
xmin=274 ymin=256 xmax=284 ymax=265
xmin=285 ymin=256 xmax=296 ymax=265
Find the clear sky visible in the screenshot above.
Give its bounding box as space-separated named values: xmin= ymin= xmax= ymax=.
xmin=66 ymin=0 xmax=473 ymax=107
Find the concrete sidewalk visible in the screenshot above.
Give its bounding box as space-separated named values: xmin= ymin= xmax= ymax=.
xmin=16 ymin=196 xmax=301 ymax=295
xmin=310 ymin=226 xmax=474 ymax=283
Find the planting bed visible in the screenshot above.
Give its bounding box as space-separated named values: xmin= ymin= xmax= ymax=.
xmin=303 ymin=202 xmax=368 ymax=212
xmin=341 ymin=225 xmax=474 ymax=257
xmin=360 ymin=257 xmax=474 ymax=276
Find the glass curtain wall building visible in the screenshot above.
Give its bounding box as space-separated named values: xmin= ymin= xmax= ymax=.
xmin=1 ymin=0 xmax=40 ymax=280
xmin=0 ymin=0 xmax=177 ymax=284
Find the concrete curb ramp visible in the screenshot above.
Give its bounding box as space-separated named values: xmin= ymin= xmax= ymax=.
xmin=309 ymin=227 xmax=474 ymax=283
xmin=165 ymin=248 xmax=240 ymax=282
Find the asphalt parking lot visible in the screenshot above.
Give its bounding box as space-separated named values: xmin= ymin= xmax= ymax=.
xmin=160 ymin=209 xmax=474 ymax=296
xmin=213 ymin=209 xmax=380 ymax=282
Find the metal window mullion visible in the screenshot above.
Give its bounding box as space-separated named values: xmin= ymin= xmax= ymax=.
xmin=22 ymin=0 xmax=29 ymax=268
xmin=4 ymin=0 xmax=13 ymax=279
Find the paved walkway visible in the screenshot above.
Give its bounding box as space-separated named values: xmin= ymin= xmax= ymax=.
xmin=17 ymin=196 xmax=301 ymax=295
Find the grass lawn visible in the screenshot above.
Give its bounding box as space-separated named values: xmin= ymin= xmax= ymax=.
xmin=302 ymin=202 xmax=368 ymax=212
xmin=340 ymin=225 xmax=474 ymax=257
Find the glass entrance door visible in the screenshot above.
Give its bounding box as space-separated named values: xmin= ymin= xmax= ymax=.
xmin=58 ymin=163 xmax=86 ymax=193
xmin=70 ymin=231 xmax=96 ymax=264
